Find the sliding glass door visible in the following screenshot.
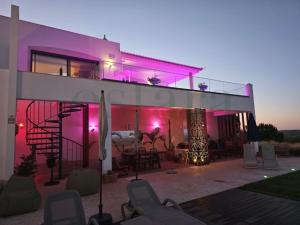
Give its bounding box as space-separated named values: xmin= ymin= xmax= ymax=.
xmin=31 ymin=51 xmax=99 ymax=79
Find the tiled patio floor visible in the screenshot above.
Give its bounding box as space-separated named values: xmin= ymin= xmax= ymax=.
xmin=1 ymin=157 xmax=299 ymax=225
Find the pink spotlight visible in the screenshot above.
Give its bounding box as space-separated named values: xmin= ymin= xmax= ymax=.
xmin=89 ymin=124 xmax=97 ymax=132
xmin=153 ymin=121 xmax=160 ymax=128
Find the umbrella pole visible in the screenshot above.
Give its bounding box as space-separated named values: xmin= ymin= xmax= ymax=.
xmin=134 ymin=110 xmax=139 ymax=181
xmin=88 ymin=90 xmax=112 ymax=225
xmin=99 ymin=159 xmax=103 ymax=217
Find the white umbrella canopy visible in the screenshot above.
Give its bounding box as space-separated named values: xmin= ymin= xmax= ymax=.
xmin=99 ymin=90 xmax=108 ymax=160
xmin=96 ymin=90 xmax=112 ymax=220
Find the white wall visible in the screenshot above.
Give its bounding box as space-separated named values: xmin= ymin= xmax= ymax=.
xmin=0 ymin=16 xmax=10 ymax=69
xmin=0 ymin=15 xmax=122 ymax=72
xmin=18 ymin=72 xmax=255 ymax=112
xmin=0 ymin=70 xmax=9 ymax=179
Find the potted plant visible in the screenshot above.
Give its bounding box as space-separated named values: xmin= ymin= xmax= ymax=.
xmin=198 ymin=82 xmax=208 ymax=91
xmin=147 ymin=76 xmax=161 ymax=86
xmin=14 ymin=151 xmax=37 ymax=176
xmin=103 ymin=170 xmax=118 ymax=183
xmin=143 ymin=127 xmax=165 ymax=151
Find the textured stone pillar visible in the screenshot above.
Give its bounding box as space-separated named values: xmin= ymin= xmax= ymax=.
xmin=187 ymin=108 xmax=209 ymax=165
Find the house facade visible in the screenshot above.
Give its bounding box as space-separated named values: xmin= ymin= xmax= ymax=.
xmin=0 ymin=6 xmax=255 ymax=180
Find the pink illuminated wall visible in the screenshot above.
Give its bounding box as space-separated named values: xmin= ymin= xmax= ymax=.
xmin=110 ymin=105 xmax=188 ymax=157
xmin=87 ymin=105 xmax=101 ymax=165
xmin=15 ymin=100 xmax=31 ymax=165
xmin=15 ymin=100 xmax=220 ymax=171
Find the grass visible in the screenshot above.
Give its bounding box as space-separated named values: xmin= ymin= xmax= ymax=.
xmin=241 ymin=170 xmax=300 ymax=201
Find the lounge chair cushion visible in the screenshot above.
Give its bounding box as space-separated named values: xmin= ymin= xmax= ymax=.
xmin=127 ymin=180 xmax=161 ymax=212
xmin=44 ymin=190 xmax=87 ymax=225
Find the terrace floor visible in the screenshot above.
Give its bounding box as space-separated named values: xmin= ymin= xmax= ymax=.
xmin=181 ymin=188 xmax=300 ymax=225
xmin=1 ymin=157 xmax=299 ymax=225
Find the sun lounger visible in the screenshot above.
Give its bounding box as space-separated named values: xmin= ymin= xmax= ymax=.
xmin=261 ymin=143 xmax=279 ymax=169
xmin=44 ymin=190 xmax=98 ymax=225
xmin=122 ymin=179 xmax=206 ymax=225
xmin=243 ymin=143 xmax=259 ymax=168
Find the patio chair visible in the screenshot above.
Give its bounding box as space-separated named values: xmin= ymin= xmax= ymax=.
xmin=243 ymin=143 xmax=259 ymax=168
xmin=122 ymin=179 xmax=206 ymax=225
xmin=44 ymin=190 xmax=98 ymax=225
xmin=112 ymin=157 xmax=129 ymax=177
xmin=261 ymin=143 xmax=279 ymax=169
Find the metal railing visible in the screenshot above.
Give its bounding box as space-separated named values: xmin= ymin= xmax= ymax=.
xmin=100 ymin=61 xmax=249 ymax=96
xmin=28 ymin=59 xmax=249 ymax=96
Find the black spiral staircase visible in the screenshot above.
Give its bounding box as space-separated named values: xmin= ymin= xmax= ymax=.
xmin=26 ymin=100 xmax=87 ymax=180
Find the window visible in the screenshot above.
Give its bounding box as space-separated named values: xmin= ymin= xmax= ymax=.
xmin=31 ymin=51 xmax=99 ymax=79
xmin=31 ymin=54 xmax=67 ymax=76
xmin=70 ymin=59 xmax=98 ymax=79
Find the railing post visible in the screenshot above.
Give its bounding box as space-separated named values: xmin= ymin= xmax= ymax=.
xmin=189 ymin=72 xmax=194 ymax=90
xmin=58 ymin=102 xmax=63 ymax=179
xmin=99 ymin=60 xmax=104 ymax=80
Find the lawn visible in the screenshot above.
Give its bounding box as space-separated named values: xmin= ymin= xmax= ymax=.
xmin=241 ymin=170 xmax=300 ymax=201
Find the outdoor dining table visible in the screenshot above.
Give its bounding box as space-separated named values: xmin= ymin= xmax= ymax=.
xmin=122 ymin=150 xmax=161 ymax=171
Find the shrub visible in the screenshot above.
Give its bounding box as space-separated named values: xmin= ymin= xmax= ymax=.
xmin=14 ymin=152 xmax=37 ymax=176
xmin=258 ymin=123 xmax=284 ymax=142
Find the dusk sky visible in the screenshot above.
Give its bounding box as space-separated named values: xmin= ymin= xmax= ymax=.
xmin=1 ymin=0 xmax=299 ymax=130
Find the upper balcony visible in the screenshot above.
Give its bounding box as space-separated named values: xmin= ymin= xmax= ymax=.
xmin=101 ymin=61 xmax=248 ymax=97
xmin=29 ymin=50 xmax=249 ymax=97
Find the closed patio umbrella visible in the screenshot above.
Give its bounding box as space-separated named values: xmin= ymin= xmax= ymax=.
xmin=89 ymin=90 xmax=112 ymax=224
xmin=247 ymin=112 xmax=260 ymax=154
xmin=99 ymin=90 xmax=108 ymax=161
xmin=247 ymin=112 xmax=260 ymax=142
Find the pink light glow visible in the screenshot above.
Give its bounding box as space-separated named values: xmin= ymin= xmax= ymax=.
xmin=152 ymin=121 xmax=160 ymax=128
xmin=89 ymin=123 xmax=97 ymax=132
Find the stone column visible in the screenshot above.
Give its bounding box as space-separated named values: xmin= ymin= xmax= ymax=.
xmin=187 ymin=108 xmax=209 ymax=165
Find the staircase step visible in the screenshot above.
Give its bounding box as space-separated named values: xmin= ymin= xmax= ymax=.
xmin=29 ymin=142 xmax=60 ymax=146
xmin=34 ymin=125 xmax=60 ymax=129
xmin=62 ymin=109 xmax=81 ymax=113
xmin=34 ymin=145 xmax=59 ymax=151
xmin=63 ymin=104 xmax=86 ymax=108
xmin=36 ymin=151 xmax=59 ymax=155
xmin=45 ymin=119 xmax=61 ymax=124
xmin=58 ymin=113 xmax=71 ymax=118
xmin=27 ymin=137 xmax=59 ymax=141
xmin=27 ymin=131 xmax=60 ymax=135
